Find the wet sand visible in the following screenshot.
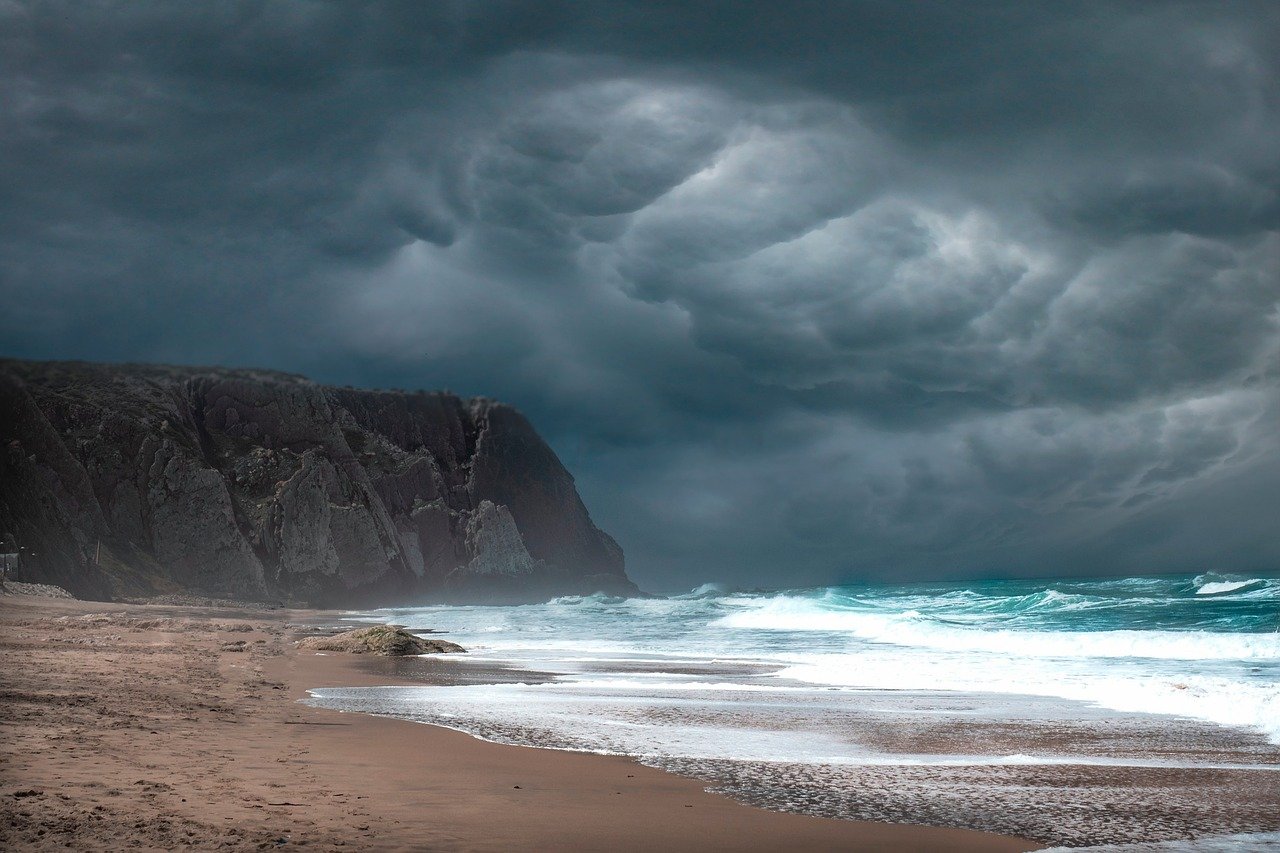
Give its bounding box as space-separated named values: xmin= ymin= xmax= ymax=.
xmin=0 ymin=594 xmax=1035 ymax=851
xmin=305 ymin=664 xmax=1280 ymax=847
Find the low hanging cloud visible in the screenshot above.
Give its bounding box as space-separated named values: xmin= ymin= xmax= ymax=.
xmin=2 ymin=1 xmax=1278 ymax=590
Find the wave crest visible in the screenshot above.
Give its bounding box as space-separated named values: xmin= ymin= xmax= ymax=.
xmin=715 ymin=596 xmax=1280 ymax=660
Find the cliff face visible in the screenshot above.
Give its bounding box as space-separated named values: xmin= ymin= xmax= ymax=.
xmin=0 ymin=359 xmax=635 ymax=605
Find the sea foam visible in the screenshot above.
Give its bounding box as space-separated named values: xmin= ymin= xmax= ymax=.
xmin=714 ymin=597 xmax=1280 ymax=660
xmin=328 ymin=572 xmax=1280 ymax=845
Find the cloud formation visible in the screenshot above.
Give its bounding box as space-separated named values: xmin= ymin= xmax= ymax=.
xmin=2 ymin=1 xmax=1278 ymax=590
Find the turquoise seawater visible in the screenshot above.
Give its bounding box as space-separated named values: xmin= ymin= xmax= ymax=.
xmin=807 ymin=572 xmax=1280 ymax=633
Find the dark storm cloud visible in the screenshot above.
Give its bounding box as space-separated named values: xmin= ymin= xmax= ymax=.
xmin=2 ymin=1 xmax=1278 ymax=590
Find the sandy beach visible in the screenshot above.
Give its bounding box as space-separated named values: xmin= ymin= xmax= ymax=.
xmin=0 ymin=594 xmax=1037 ymax=851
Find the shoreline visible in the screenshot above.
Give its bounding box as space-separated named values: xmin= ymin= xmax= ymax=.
xmin=300 ymin=629 xmax=1280 ymax=847
xmin=0 ymin=594 xmax=1038 ymax=851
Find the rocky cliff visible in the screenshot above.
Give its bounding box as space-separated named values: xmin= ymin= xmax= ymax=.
xmin=0 ymin=359 xmax=635 ymax=605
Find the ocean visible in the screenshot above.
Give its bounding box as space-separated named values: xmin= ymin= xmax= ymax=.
xmin=306 ymin=573 xmax=1280 ymax=848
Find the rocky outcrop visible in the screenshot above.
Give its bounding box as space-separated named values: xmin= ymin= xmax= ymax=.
xmin=0 ymin=358 xmax=637 ymax=605
xmin=297 ymin=625 xmax=464 ymax=656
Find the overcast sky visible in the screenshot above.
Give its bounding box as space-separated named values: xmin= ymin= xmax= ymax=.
xmin=2 ymin=1 xmax=1278 ymax=591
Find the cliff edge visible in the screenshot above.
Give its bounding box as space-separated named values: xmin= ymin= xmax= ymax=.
xmin=0 ymin=359 xmax=636 ymax=605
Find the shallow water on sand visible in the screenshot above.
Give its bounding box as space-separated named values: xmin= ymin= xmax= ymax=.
xmin=307 ymin=573 xmax=1280 ymax=847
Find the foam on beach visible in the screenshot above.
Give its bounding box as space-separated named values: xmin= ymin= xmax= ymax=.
xmin=319 ymin=572 xmax=1280 ymax=846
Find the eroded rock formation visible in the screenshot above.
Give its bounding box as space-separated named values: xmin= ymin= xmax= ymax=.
xmin=297 ymin=626 xmax=465 ymax=656
xmin=0 ymin=359 xmax=636 ymax=605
